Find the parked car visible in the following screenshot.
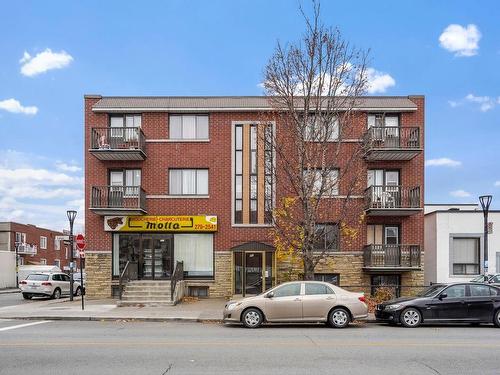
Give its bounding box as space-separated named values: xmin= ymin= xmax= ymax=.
xmin=375 ymin=282 xmax=500 ymax=328
xmin=223 ymin=281 xmax=368 ymax=328
xmin=470 ymin=274 xmax=500 ymax=285
xmin=19 ymin=273 xmax=82 ymax=300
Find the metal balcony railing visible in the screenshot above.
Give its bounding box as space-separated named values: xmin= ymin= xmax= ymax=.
xmin=364 ymin=126 xmax=420 ymax=150
xmin=16 ymin=243 xmax=37 ymax=255
xmin=91 ymin=127 xmax=145 ymax=150
xmin=90 ymin=186 xmax=146 ymax=212
xmin=365 ymin=185 xmax=421 ymax=210
xmin=364 ymin=244 xmax=421 ymax=269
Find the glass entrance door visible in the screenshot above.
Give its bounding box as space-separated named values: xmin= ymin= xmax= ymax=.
xmin=245 ymin=252 xmax=262 ymax=295
xmin=139 ymin=235 xmax=173 ymax=280
xmin=234 ymin=251 xmax=275 ymax=296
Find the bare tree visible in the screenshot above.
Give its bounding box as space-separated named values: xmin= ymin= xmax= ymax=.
xmin=262 ymin=1 xmax=370 ymax=280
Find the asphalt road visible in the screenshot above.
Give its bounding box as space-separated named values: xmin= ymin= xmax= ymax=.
xmin=0 ymin=292 xmax=64 ymax=308
xmin=0 ymin=319 xmax=499 ymax=375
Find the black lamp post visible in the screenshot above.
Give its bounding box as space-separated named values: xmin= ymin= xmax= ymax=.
xmin=479 ymin=195 xmax=492 ymax=282
xmin=67 ymin=210 xmax=77 ymax=301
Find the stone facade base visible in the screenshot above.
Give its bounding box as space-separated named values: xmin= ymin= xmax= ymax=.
xmin=85 ymin=252 xmax=112 ymax=299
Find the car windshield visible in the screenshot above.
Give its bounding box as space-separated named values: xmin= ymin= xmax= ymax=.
xmin=470 ymin=275 xmax=488 ymax=282
xmin=416 ymin=284 xmax=445 ymax=297
xmin=26 ymin=274 xmax=49 ymax=281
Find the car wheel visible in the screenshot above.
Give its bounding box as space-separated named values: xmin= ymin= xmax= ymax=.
xmin=22 ymin=293 xmax=32 ymax=300
xmin=74 ymin=287 xmax=82 ymax=296
xmin=494 ymin=310 xmax=500 ymax=328
xmin=329 ymin=308 xmax=350 ymax=328
xmin=242 ymin=308 xmax=263 ymax=328
xmin=52 ymin=288 xmax=61 ymax=300
xmin=400 ymin=308 xmax=422 ymax=328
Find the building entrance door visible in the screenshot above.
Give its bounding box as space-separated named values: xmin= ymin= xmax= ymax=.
xmin=234 ymin=250 xmax=275 ymax=297
xmin=139 ymin=234 xmax=173 ymax=280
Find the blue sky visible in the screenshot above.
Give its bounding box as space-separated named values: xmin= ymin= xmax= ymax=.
xmin=0 ymin=0 xmax=499 ymax=231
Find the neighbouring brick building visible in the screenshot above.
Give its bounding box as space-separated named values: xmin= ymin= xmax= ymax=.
xmin=0 ymin=222 xmax=69 ymax=269
xmin=85 ymin=95 xmax=425 ymax=299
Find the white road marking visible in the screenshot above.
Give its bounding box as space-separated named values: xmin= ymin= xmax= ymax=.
xmin=0 ymin=320 xmax=50 ymax=332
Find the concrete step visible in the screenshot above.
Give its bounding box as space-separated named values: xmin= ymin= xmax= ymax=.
xmin=122 ymin=292 xmax=171 ymax=298
xmin=126 ymin=280 xmax=171 ymax=285
xmin=122 ymin=295 xmax=172 ymax=301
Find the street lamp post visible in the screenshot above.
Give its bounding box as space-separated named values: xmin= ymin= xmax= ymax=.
xmin=479 ymin=195 xmax=492 ymax=283
xmin=67 ymin=210 xmax=77 ymax=301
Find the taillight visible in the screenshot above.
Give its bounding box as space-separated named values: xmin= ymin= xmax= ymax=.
xmin=19 ymin=281 xmax=27 ymax=285
xmin=358 ymin=296 xmax=366 ymax=303
xmin=41 ymin=282 xmax=52 ymax=286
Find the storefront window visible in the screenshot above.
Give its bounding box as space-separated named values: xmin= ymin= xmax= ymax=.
xmin=174 ymin=234 xmax=214 ymax=278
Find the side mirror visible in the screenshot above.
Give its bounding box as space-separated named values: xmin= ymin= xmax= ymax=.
xmin=439 ymin=293 xmax=447 ymax=300
xmin=266 ymin=291 xmax=274 ymax=298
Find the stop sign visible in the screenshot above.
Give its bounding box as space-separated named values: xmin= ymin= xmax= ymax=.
xmin=76 ymin=234 xmax=86 ymax=250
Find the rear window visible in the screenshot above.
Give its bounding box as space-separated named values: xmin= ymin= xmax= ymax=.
xmin=26 ymin=274 xmax=49 ymax=281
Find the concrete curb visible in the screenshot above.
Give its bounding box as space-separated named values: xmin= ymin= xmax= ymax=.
xmin=0 ymin=289 xmax=20 ymax=295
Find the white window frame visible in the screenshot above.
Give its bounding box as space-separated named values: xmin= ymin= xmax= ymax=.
xmin=40 ymin=258 xmax=47 ymax=265
xmin=169 ymin=169 xmax=209 ymax=196
xmin=169 ymin=115 xmax=209 ymax=140
xmin=54 ymin=259 xmax=61 ymax=268
xmin=450 ymin=236 xmax=481 ymax=276
xmin=303 ymin=169 xmax=339 ymax=197
xmin=40 ymin=236 xmax=47 ymax=250
xmin=304 ymin=116 xmax=339 ymax=142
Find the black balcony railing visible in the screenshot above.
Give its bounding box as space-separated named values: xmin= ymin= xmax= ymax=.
xmin=91 ymin=127 xmax=146 ymax=151
xmin=364 ymin=126 xmax=420 ymax=150
xmin=365 ymin=185 xmax=421 ymax=210
xmin=90 ymin=185 xmax=146 ymax=212
xmin=364 ymin=244 xmax=421 ymax=269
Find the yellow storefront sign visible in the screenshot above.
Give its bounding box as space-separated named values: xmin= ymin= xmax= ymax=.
xmin=104 ymin=215 xmax=217 ymax=232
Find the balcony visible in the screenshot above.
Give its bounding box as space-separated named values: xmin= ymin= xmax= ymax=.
xmin=363 ymin=244 xmax=421 ymax=271
xmin=16 ymin=243 xmax=37 ymax=255
xmin=364 ymin=185 xmax=422 ymax=216
xmin=90 ymin=186 xmax=147 ymax=215
xmin=363 ymin=127 xmax=422 ymax=161
xmin=89 ymin=127 xmax=146 ymax=161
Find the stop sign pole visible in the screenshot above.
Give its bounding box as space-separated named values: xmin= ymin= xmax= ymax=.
xmin=76 ymin=234 xmax=86 ymax=311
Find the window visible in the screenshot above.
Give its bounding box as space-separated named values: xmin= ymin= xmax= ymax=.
xmin=470 ymin=284 xmax=491 ymax=297
xmin=169 ymin=115 xmax=209 ymax=140
xmin=443 ymin=284 xmax=466 ymax=298
xmin=305 ymin=283 xmax=333 ymax=295
xmin=110 ymin=114 xmax=141 ymax=141
xmin=273 ymin=283 xmax=301 ymax=297
xmin=304 ymin=116 xmax=339 ymax=141
xmin=15 ymin=232 xmax=26 ymax=245
xmin=169 ymin=169 xmax=208 ymax=195
xmin=40 ymin=258 xmax=47 ymax=265
xmin=54 ymin=259 xmax=61 ymax=268
xmin=55 ymin=239 xmax=60 ymax=251
xmin=367 ymin=225 xmax=399 ymax=245
xmin=490 ymin=287 xmax=500 ymax=296
xmin=52 ymin=274 xmax=62 ymax=281
xmin=109 ymin=169 xmax=141 ymax=197
xmin=367 ymin=113 xmax=400 ymax=128
xmin=40 ymin=236 xmax=47 ymax=249
xmin=303 ymin=169 xmax=339 ymax=196
xmin=313 ymin=224 xmax=339 ymax=252
xmin=371 ymin=275 xmax=401 ymax=297
xmin=451 ymin=237 xmax=480 ymax=275
xmin=314 ymin=273 xmax=340 ymax=286
xmin=174 ymin=234 xmax=213 ymax=277
xmin=27 ymin=274 xmax=49 ymax=281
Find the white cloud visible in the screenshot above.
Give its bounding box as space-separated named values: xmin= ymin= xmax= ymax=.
xmin=448 ymin=93 xmax=498 ymax=112
xmin=20 ymin=48 xmax=73 ymax=77
xmin=0 ymin=98 xmax=38 ymax=115
xmin=439 ymin=24 xmax=481 ymax=57
xmin=425 ymin=158 xmax=462 ymax=167
xmin=55 ymin=162 xmax=82 ymax=173
xmin=0 ymin=150 xmax=84 ymax=232
xmin=365 ymin=68 xmax=396 ymax=94
xmin=450 ymin=189 xmax=472 ymax=198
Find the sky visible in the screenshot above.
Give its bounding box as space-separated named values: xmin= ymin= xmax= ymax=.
xmin=0 ymin=0 xmax=499 ymax=232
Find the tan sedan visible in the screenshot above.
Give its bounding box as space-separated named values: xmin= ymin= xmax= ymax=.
xmin=223 ymin=281 xmax=368 ymax=328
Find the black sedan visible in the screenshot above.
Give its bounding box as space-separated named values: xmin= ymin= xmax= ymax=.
xmin=375 ymin=282 xmax=500 ymax=328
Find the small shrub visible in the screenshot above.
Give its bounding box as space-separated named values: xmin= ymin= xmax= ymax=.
xmin=365 ymin=287 xmax=395 ymax=313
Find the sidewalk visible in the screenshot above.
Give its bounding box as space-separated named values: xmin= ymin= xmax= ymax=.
xmin=0 ymin=288 xmax=20 ymax=294
xmin=0 ymin=296 xmax=377 ymax=323
xmin=0 ymin=297 xmax=226 ymax=322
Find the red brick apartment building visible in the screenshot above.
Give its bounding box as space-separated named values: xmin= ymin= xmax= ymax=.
xmin=0 ymin=222 xmax=69 ymax=269
xmin=84 ymin=95 xmax=424 ymax=299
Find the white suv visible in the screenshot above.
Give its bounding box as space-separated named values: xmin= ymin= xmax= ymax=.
xmin=19 ymin=273 xmax=82 ymax=300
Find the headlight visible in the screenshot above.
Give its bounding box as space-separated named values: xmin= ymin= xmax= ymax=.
xmin=226 ymin=302 xmax=242 ymax=311
xmin=385 ymin=304 xmax=402 ymax=311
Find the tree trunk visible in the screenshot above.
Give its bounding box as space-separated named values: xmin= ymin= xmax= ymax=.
xmin=303 ymin=255 xmax=315 ymax=280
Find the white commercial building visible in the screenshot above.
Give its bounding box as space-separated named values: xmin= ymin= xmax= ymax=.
xmin=424 ymin=204 xmax=500 ymax=284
